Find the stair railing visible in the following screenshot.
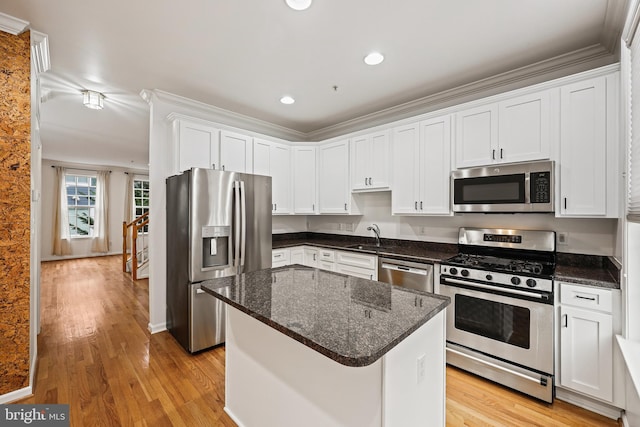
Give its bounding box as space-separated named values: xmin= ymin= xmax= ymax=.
xmin=122 ymin=212 xmax=149 ymax=280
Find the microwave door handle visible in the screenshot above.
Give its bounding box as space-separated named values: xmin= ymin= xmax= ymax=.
xmin=525 ymin=173 xmax=531 ymax=204
xmin=239 ymin=180 xmax=247 ymax=270
xmin=233 ymin=181 xmax=241 ymax=268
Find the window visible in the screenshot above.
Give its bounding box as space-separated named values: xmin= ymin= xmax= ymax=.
xmin=66 ymin=174 xmax=97 ymax=237
xmin=133 ymin=179 xmax=150 ymax=233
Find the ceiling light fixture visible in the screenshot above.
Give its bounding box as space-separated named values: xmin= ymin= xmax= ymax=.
xmin=364 ymin=52 xmax=384 ymax=66
xmin=285 ymin=0 xmax=312 ymax=11
xmin=82 ymin=90 xmax=105 ymax=110
xmin=280 ymin=95 xmax=295 ymax=105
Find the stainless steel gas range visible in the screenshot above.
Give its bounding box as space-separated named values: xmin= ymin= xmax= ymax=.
xmin=439 ymin=227 xmax=556 ymax=403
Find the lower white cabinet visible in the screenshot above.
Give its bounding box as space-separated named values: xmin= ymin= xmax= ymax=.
xmin=272 ymin=249 xmax=290 ymax=268
xmin=558 ymin=282 xmax=618 ymax=403
xmin=273 ymin=246 xmax=377 ymax=280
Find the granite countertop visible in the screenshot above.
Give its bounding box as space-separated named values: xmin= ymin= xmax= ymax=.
xmin=201 ymin=266 xmax=450 ymax=367
xmin=273 ymin=233 xmax=621 ymax=290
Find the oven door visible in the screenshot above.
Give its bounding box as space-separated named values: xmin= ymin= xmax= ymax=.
xmin=439 ymin=278 xmax=553 ymax=375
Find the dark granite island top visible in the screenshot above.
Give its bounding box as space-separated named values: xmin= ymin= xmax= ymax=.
xmin=201 ymin=265 xmax=450 ymax=367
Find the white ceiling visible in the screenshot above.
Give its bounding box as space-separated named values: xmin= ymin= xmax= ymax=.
xmin=0 ymin=0 xmax=628 ymax=170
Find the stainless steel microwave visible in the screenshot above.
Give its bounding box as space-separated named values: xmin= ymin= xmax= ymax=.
xmin=451 ymin=160 xmax=554 ymax=213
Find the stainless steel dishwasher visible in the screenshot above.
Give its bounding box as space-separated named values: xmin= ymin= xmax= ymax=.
xmin=377 ymin=257 xmax=434 ymax=293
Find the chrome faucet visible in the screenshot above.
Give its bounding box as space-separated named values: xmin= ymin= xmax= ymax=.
xmin=367 ymin=224 xmax=381 ymax=247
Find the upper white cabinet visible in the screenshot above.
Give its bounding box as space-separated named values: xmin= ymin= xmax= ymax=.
xmin=391 ymin=115 xmax=452 ymax=215
xmin=351 ymin=130 xmax=390 ymax=191
xmin=254 ymin=138 xmax=292 ymax=214
xmin=292 ymin=146 xmax=317 ymax=214
xmin=557 ymin=74 xmax=618 ymax=218
xmin=174 ymin=119 xmax=220 ymax=173
xmin=220 ymin=130 xmax=252 ymax=173
xmin=455 ymin=90 xmax=552 ymax=168
xmin=318 ymin=140 xmax=361 ymax=214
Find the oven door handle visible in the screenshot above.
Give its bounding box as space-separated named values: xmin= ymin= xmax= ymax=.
xmin=441 ymin=277 xmax=548 ymax=299
xmin=447 ymin=347 xmax=547 ymax=385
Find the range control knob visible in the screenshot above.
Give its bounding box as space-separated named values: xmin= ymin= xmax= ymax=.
xmin=511 ymin=277 xmax=521 ymax=285
xmin=449 ymin=267 xmax=458 ymax=275
xmin=526 ymin=278 xmax=537 ymax=288
xmin=485 ymin=274 xmax=493 ymax=281
xmin=461 ymin=269 xmax=470 ymax=277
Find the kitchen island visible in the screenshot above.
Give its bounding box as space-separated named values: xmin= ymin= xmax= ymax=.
xmin=201 ymin=265 xmax=450 ymax=427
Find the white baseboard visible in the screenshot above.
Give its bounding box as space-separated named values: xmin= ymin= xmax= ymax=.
xmin=148 ymin=322 xmax=167 ymax=334
xmin=622 ymin=413 xmax=630 ymax=427
xmin=224 ymin=407 xmax=246 ymax=427
xmin=42 ymin=251 xmax=122 ymax=262
xmin=0 ymin=386 xmax=33 ymax=404
xmin=555 ymin=387 xmax=623 ymax=420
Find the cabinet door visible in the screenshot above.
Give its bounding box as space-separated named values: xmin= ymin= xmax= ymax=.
xmin=253 ymin=139 xmax=271 ymax=176
xmin=293 ymin=147 xmax=317 ymax=214
xmin=391 ymin=123 xmax=420 ymax=214
xmin=290 ymin=247 xmax=304 ymax=265
xmin=177 ymin=121 xmax=219 ymax=172
xmin=271 ymin=249 xmax=290 ymax=268
xmin=271 ymin=144 xmax=292 ymax=214
xmin=220 ymin=130 xmax=252 ymax=173
xmin=318 ymin=140 xmax=350 ymax=214
xmin=303 ymin=247 xmax=319 ymax=267
xmin=370 ymin=130 xmax=390 ymax=190
xmin=419 ymin=115 xmax=451 ymax=214
xmin=558 ymin=77 xmax=607 ymax=216
xmin=560 ymin=305 xmax=613 ymax=402
xmin=351 ymin=135 xmax=371 ymax=191
xmin=455 ymin=104 xmax=498 ymax=168
xmin=498 ymin=90 xmax=551 ymax=163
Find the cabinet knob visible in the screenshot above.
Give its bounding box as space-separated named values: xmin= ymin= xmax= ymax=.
xmin=420 ymin=201 xmax=423 ymax=210
xmin=368 ymin=177 xmax=372 ymax=185
xmin=364 ymin=177 xmax=368 ymax=186
xmin=415 ymin=201 xmax=418 ymax=210
xmin=500 ymin=148 xmax=504 ymax=159
xmin=344 ymin=203 xmax=347 ymax=210
xmin=492 ymin=149 xmax=496 ymax=160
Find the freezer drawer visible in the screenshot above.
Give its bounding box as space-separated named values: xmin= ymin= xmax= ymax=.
xmin=189 ymin=283 xmax=226 ymax=352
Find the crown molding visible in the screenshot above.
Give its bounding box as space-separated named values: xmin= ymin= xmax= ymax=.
xmin=0 ymin=12 xmax=28 ymax=35
xmin=602 ymin=0 xmax=629 ymax=53
xmin=140 ymin=89 xmax=306 ymax=141
xmin=30 ymin=31 xmax=50 ymax=74
xmin=305 ymin=44 xmax=615 ymax=141
xmin=623 ymin=0 xmax=640 ymax=46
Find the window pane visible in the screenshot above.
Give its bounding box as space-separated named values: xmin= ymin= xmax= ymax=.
xmin=90 ymin=177 xmax=97 ymax=186
xmin=89 ymin=196 xmax=96 ymax=205
xmin=66 ymin=186 xmax=76 ymax=195
xmin=143 ymin=181 xmax=149 ymax=189
xmin=135 ymin=189 xmax=142 ymax=198
xmin=134 ymin=181 xmax=142 ymax=189
xmin=142 ymin=199 xmax=149 ymax=206
xmin=142 ymin=190 xmax=149 ymax=198
xmin=77 ymin=176 xmax=88 ymax=185
xmin=135 ymin=208 xmax=143 ymax=216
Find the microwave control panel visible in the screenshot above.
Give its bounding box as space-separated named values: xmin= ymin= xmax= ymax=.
xmin=530 ymin=172 xmax=551 ymax=203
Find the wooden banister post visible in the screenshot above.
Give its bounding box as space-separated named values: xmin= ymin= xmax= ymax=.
xmin=122 ymin=221 xmax=127 ymax=272
xmin=132 ymin=225 xmax=138 ymax=281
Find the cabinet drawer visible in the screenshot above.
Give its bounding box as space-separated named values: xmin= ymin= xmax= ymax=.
xmin=335 ymin=263 xmax=376 ymax=280
xmin=560 ymin=283 xmax=612 ymax=313
xmin=318 ymin=260 xmax=336 ymax=271
xmin=272 ymin=249 xmax=290 ymax=266
xmin=319 ymin=249 xmax=335 ymax=262
xmin=336 ymin=251 xmax=376 ymax=270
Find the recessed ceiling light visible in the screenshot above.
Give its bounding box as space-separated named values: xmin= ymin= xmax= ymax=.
xmin=364 ymin=52 xmax=384 ymax=66
xmin=285 ymin=0 xmax=312 ymax=11
xmin=280 ymin=96 xmax=295 ymax=105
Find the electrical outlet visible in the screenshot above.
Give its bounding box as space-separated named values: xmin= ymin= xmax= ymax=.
xmin=558 ymin=232 xmax=569 ymax=245
xmin=417 ymin=354 xmax=426 ymax=384
xmin=345 ymin=223 xmax=354 ymax=232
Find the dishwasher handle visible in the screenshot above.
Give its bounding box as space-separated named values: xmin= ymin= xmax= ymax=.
xmin=381 ymin=262 xmax=429 ymax=275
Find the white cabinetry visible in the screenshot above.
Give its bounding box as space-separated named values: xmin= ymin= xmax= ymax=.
xmin=455 ymin=90 xmax=552 ymax=168
xmin=272 ymin=248 xmax=290 ymax=268
xmin=557 ymin=74 xmax=618 ymax=217
xmin=292 ymin=146 xmax=317 ymax=214
xmin=318 ymin=140 xmax=361 ymax=214
xmin=559 ymin=282 xmax=620 ymax=403
xmin=351 ymin=130 xmax=390 ymax=191
xmin=391 ymin=116 xmax=452 ymax=215
xmin=219 ymin=130 xmax=252 ymax=173
xmin=335 ymin=251 xmax=377 ymax=280
xmin=290 ymin=247 xmax=304 ymax=265
xmin=173 ymin=119 xmax=220 ymax=173
xmin=303 ymin=247 xmax=319 ymax=267
xmin=254 ymin=139 xmax=292 ymax=214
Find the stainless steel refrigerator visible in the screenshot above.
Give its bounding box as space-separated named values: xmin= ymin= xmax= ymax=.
xmin=166 ymin=168 xmax=272 ymax=353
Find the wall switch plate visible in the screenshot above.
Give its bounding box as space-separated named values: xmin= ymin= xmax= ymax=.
xmin=558 ymin=232 xmax=569 ymax=245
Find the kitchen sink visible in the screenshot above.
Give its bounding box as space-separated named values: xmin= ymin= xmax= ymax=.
xmin=345 ymin=244 xmax=387 ymax=252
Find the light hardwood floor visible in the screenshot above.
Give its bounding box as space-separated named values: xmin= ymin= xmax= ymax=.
xmin=17 ymin=256 xmax=621 ymax=426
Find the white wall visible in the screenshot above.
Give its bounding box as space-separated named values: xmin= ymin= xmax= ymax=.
xmin=305 ymin=192 xmax=618 ymax=255
xmin=40 ymin=159 xmax=148 ymax=261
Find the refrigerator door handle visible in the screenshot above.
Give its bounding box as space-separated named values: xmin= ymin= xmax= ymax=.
xmin=233 ymin=181 xmax=241 ymax=268
xmin=239 ymin=180 xmax=247 ymax=269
